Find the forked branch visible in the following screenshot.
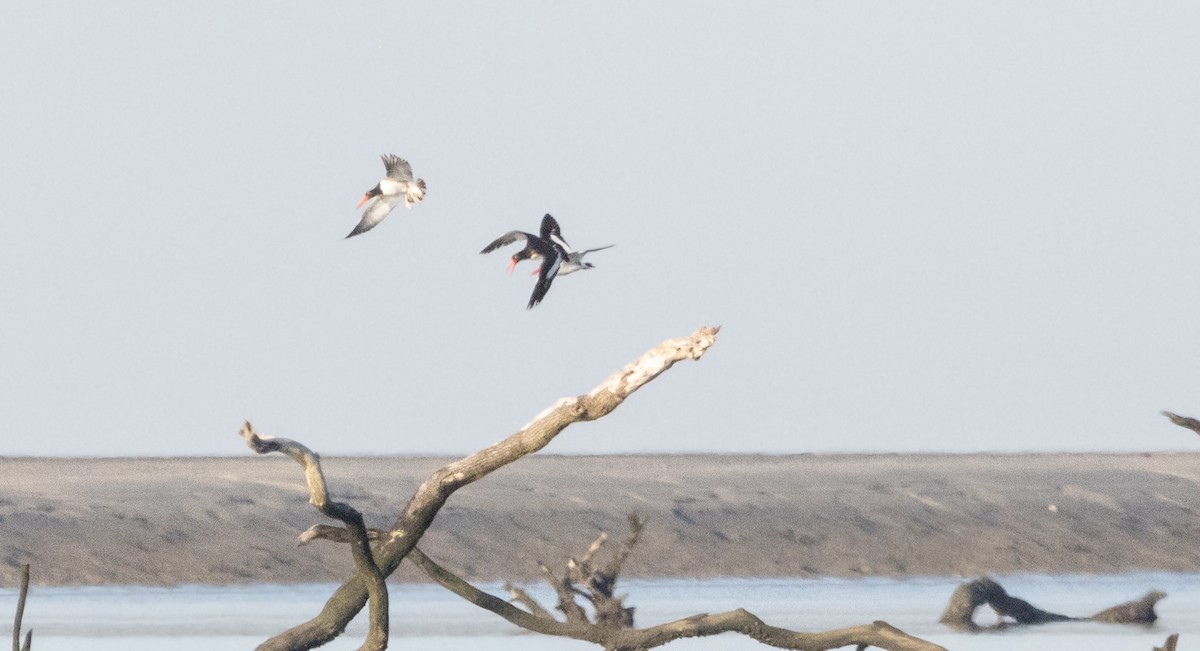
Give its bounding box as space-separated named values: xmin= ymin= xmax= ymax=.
xmin=239 ymin=423 xmax=389 ymax=651
xmin=254 ymin=326 xmax=721 ymax=651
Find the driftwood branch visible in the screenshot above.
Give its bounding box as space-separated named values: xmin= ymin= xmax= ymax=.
xmin=606 ymin=513 xmax=645 ymax=579
xmin=939 ymin=577 xmax=1164 ymax=630
xmin=1162 ymin=410 xmax=1200 ymax=436
xmin=1155 ymin=633 xmax=1179 ymax=651
xmin=297 ymin=524 xmax=388 ymax=546
xmin=1091 ymin=590 xmax=1166 ymax=624
xmin=409 ymin=547 xmax=945 ymax=651
xmin=239 ymin=423 xmax=389 ymax=651
xmin=1155 ymin=409 xmax=1198 ymax=650
xmin=11 ymin=564 xmax=30 ymax=651
xmin=542 ymin=561 xmax=591 ymax=624
xmin=255 ymin=326 xmax=720 ymax=651
xmin=547 ymin=515 xmax=644 ymax=629
xmin=504 ymin=582 xmax=557 ymax=620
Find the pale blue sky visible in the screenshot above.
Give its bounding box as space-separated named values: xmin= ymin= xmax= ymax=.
xmin=1 ymin=3 xmax=1198 ymax=456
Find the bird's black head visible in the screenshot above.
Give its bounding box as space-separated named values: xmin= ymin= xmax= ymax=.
xmin=356 ymin=185 xmax=383 ymax=209
xmin=506 ymin=250 xmax=529 ymax=274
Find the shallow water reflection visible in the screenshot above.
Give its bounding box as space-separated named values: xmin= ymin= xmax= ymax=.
xmin=6 ymin=574 xmax=1197 ymax=650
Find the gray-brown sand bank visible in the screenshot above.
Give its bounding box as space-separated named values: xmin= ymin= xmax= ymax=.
xmin=1 ymin=453 xmax=1198 ymax=586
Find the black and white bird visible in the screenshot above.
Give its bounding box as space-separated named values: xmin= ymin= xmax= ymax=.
xmin=540 ymin=214 xmax=614 ymax=276
xmin=346 ymin=154 xmax=426 ymax=238
xmin=480 ymin=213 xmax=610 ymax=309
xmin=480 ymin=213 xmax=612 ymax=275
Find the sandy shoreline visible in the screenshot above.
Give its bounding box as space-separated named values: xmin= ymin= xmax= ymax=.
xmin=2 ymin=453 xmax=1199 ymax=586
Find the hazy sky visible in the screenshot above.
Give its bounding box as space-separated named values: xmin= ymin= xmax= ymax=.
xmin=2 ymin=3 xmax=1198 ymax=456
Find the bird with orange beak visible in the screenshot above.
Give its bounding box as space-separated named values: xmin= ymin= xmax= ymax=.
xmin=346 ymin=154 xmax=426 ymax=238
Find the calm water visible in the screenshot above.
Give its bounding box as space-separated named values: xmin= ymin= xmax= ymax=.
xmin=4 ymin=574 xmax=1197 ymax=650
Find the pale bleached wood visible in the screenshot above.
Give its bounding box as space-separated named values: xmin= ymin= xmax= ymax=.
xmin=255 ymin=326 xmax=720 ymax=651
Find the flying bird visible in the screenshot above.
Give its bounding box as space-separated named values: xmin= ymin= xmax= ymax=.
xmin=478 ymin=228 xmax=547 ymax=274
xmin=482 ymin=213 xmax=608 ymax=309
xmin=346 ymin=154 xmax=426 ymax=238
xmin=540 ymin=214 xmax=614 ymax=276
xmin=480 ymin=213 xmax=613 ymax=275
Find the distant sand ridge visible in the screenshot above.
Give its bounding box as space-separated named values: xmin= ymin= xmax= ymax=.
xmin=2 ymin=453 xmax=1199 ymax=586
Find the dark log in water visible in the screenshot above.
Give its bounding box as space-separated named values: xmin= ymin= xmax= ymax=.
xmin=940 ymin=577 xmax=1164 ymax=630
xmin=1090 ymin=590 xmax=1166 ymax=624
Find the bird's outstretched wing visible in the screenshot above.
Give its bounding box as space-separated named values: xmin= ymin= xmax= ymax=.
xmin=479 ymin=230 xmax=536 ymax=255
xmin=525 ymin=240 xmax=561 ymax=312
xmin=381 ymin=154 xmax=414 ymax=182
xmin=346 ymin=194 xmax=402 ymax=238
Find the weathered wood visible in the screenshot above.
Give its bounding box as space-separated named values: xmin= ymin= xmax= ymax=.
xmin=296 ymin=524 xmax=388 ymax=546
xmin=560 ymin=516 xmax=642 ymax=629
xmin=239 ymin=423 xmax=389 ymax=651
xmin=541 ymin=561 xmax=591 ymax=624
xmin=939 ymin=577 xmax=1070 ymax=628
xmin=11 ymin=564 xmax=29 ymax=651
xmin=980 ymin=577 xmax=1072 ymax=624
xmin=1163 ymin=410 xmax=1200 ymax=436
xmin=504 ymin=582 xmax=556 ymax=620
xmin=254 ymin=326 xmax=721 ymax=651
xmin=1154 ymin=633 xmax=1179 ymax=651
xmin=940 ymin=577 xmax=1165 ymax=630
xmin=1091 ymin=590 xmax=1166 ymax=624
xmin=410 ymin=547 xmax=946 ymax=651
xmin=938 ymin=579 xmax=991 ymax=629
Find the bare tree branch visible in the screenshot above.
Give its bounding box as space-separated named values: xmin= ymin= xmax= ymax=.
xmin=1091 ymin=590 xmax=1166 ymax=624
xmin=542 ymin=561 xmax=591 ymax=624
xmin=409 ymin=547 xmax=945 ymax=651
xmin=239 ymin=423 xmax=390 ymax=651
xmin=1154 ymin=633 xmax=1179 ymax=651
xmin=504 ymin=581 xmax=557 ymax=620
xmin=1162 ymin=410 xmax=1200 ymax=436
xmin=297 ymin=524 xmax=389 ymax=546
xmin=11 ymin=564 xmax=29 ymax=651
xmin=606 ymin=514 xmax=645 ymax=579
xmin=550 ymin=516 xmax=643 ymax=629
xmin=253 ymin=326 xmax=720 ymax=650
xmin=579 ymin=531 xmax=609 ymax=566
